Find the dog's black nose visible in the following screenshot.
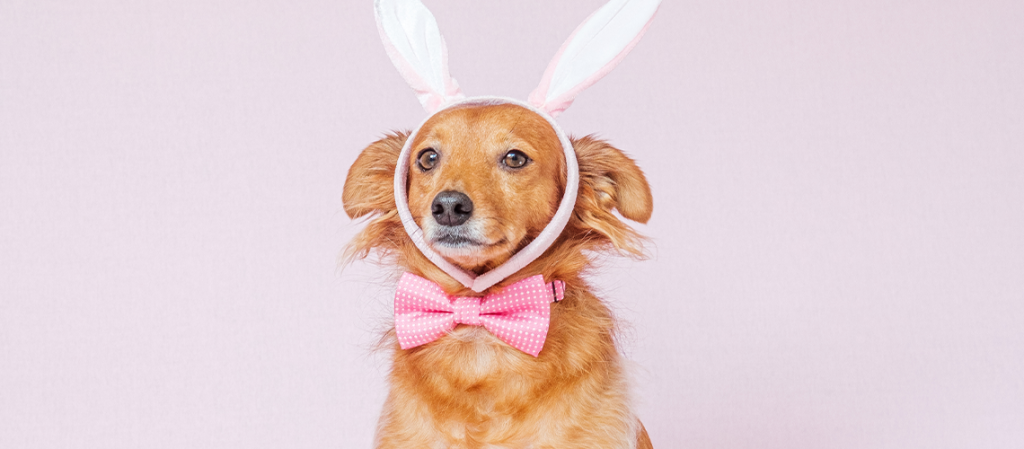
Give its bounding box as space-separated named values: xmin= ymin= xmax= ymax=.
xmin=431 ymin=191 xmax=473 ymax=226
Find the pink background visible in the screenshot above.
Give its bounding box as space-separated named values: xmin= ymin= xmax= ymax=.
xmin=2 ymin=1 xmax=1023 ymax=447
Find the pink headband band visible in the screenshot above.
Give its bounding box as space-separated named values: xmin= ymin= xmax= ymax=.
xmin=374 ymin=0 xmax=661 ymax=292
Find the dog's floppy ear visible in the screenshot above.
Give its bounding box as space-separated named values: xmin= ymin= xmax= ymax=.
xmin=343 ymin=132 xmax=409 ymax=218
xmin=574 ymin=135 xmax=653 ymax=222
xmin=572 ymin=135 xmax=653 ymax=256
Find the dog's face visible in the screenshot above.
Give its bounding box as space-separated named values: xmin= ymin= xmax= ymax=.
xmin=343 ymin=103 xmax=653 ymax=288
xmin=405 ymin=104 xmax=565 ymax=271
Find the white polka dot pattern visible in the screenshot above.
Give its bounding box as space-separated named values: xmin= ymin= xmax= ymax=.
xmin=394 ymin=272 xmax=566 ymax=357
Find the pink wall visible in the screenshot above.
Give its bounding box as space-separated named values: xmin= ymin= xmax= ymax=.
xmin=2 ymin=1 xmax=1023 ymax=447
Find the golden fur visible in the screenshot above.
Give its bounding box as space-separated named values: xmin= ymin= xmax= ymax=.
xmin=343 ymin=104 xmax=654 ymax=448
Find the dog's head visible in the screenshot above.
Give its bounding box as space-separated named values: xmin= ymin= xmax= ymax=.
xmin=343 ymin=103 xmax=652 ymax=292
xmin=406 ymin=104 xmax=567 ymax=271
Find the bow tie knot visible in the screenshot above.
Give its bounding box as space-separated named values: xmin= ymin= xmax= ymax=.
xmin=394 ymin=272 xmax=565 ymax=356
xmin=452 ymin=297 xmax=483 ymax=326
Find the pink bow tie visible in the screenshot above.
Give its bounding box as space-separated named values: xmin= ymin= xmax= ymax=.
xmin=394 ymin=272 xmax=565 ymax=357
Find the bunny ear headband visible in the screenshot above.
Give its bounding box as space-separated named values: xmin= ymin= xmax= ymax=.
xmin=375 ymin=0 xmax=661 ymax=292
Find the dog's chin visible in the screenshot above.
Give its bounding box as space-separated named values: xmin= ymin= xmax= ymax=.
xmin=429 ymin=236 xmax=514 ymax=271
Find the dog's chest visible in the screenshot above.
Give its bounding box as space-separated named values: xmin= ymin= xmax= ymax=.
xmin=440 ymin=325 xmax=509 ymax=381
xmin=410 ymin=325 xmax=542 ymax=404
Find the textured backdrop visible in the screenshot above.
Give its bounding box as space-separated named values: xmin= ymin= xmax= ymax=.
xmin=2 ymin=1 xmax=1023 ymax=448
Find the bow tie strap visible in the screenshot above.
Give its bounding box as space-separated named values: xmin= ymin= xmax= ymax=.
xmin=394 ymin=272 xmax=565 ymax=356
xmin=551 ymin=279 xmax=565 ymax=302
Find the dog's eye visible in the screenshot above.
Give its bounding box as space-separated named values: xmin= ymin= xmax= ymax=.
xmin=502 ymin=150 xmax=530 ymax=169
xmin=417 ymin=149 xmax=439 ymax=171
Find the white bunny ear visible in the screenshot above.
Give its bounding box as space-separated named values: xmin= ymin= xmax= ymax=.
xmin=528 ymin=0 xmax=661 ymax=117
xmin=375 ymin=0 xmax=465 ymax=113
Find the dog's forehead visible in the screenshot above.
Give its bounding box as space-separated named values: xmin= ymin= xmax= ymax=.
xmin=412 ymin=104 xmax=560 ymax=153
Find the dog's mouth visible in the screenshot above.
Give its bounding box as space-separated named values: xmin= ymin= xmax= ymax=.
xmin=426 ymin=225 xmax=514 ymax=269
xmin=431 ymin=230 xmax=506 ymax=250
xmin=434 ymin=234 xmax=487 ymax=248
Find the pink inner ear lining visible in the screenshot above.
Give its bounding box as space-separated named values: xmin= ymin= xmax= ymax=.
xmin=393 ymin=97 xmax=579 ymax=293
xmin=542 ymin=14 xmax=656 ymax=116
xmin=374 ymin=0 xmax=465 ymax=113
xmin=527 ymin=8 xmax=599 ymax=113
xmin=529 ymin=1 xmax=661 ymax=117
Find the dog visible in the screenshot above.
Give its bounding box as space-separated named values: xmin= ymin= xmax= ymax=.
xmin=343 ymin=102 xmax=655 ymax=448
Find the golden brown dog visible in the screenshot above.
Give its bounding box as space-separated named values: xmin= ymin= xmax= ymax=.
xmin=344 ymin=103 xmax=654 ymax=448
